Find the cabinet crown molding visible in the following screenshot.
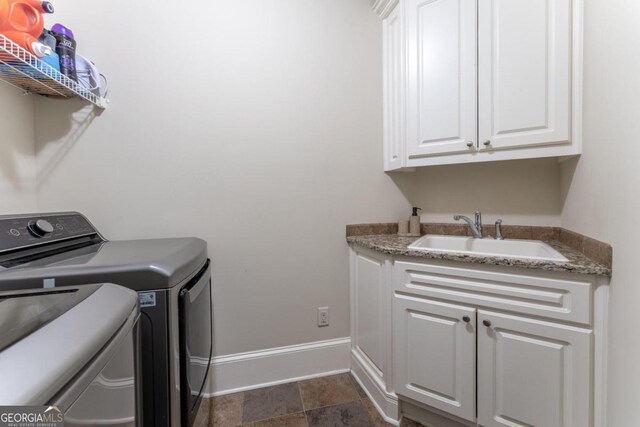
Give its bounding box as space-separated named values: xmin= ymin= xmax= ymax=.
xmin=372 ymin=0 xmax=399 ymax=18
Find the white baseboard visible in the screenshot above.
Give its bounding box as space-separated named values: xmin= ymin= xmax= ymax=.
xmin=206 ymin=337 xmax=351 ymax=397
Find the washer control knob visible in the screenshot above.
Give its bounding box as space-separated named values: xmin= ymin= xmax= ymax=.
xmin=28 ymin=219 xmax=54 ymax=237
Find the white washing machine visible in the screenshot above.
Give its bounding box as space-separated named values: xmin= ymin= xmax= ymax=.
xmin=0 ymin=283 xmax=140 ymax=426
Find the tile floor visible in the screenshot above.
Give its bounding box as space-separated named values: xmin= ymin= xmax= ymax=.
xmin=204 ymin=373 xmax=426 ymax=427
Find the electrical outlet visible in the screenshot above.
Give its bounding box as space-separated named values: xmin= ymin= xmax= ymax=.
xmin=317 ymin=307 xmax=329 ymax=327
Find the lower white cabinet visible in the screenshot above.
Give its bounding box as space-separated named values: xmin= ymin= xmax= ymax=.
xmin=352 ymin=247 xmax=386 ymax=376
xmin=349 ymin=247 xmax=608 ymax=427
xmin=349 ymin=246 xmax=399 ymax=422
xmin=394 ymin=295 xmax=476 ymax=422
xmin=391 ymin=260 xmax=601 ymax=427
xmin=394 ymin=301 xmax=593 ymax=427
xmin=477 ymin=310 xmax=592 ymax=427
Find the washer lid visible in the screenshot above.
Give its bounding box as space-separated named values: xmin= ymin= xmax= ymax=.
xmin=0 ymin=238 xmax=208 ymax=291
xmin=0 ymin=286 xmax=98 ymax=352
xmin=0 ymin=283 xmax=138 ymax=405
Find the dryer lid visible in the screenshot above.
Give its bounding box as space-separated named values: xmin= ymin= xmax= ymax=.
xmin=0 ymin=238 xmax=208 ymax=292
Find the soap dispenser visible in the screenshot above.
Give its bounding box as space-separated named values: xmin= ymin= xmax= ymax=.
xmin=409 ymin=207 xmax=422 ymax=236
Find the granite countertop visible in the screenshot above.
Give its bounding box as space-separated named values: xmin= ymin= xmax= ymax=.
xmin=347 ymin=234 xmax=612 ymax=276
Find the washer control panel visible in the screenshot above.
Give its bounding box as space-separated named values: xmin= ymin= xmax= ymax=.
xmin=0 ymin=213 xmax=97 ymax=253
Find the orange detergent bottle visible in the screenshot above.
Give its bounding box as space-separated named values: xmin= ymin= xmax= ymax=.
xmin=0 ymin=0 xmax=54 ymax=57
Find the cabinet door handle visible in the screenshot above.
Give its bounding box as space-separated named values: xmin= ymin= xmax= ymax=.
xmin=466 ymin=141 xmax=474 ymax=148
xmin=483 ymin=140 xmax=491 ymax=146
xmin=462 ymin=315 xmax=471 ymax=323
xmin=482 ymin=319 xmax=492 ymax=327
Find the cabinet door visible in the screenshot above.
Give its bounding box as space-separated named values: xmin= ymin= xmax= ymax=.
xmin=405 ymin=0 xmax=477 ymax=158
xmin=478 ymin=0 xmax=572 ymax=151
xmin=477 ymin=310 xmax=592 ymax=427
xmin=394 ymin=295 xmax=476 ymax=422
xmin=383 ymin=3 xmax=405 ymax=171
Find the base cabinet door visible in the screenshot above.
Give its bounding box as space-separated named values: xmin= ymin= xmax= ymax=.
xmin=394 ymin=295 xmax=476 ymax=422
xmin=477 ymin=310 xmax=592 ymax=427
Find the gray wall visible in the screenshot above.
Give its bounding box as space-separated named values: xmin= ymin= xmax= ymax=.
xmin=560 ymin=1 xmax=640 ymax=424
xmin=0 ymin=85 xmax=36 ymax=213
xmin=408 ymin=158 xmax=562 ymax=226
xmin=33 ymin=0 xmax=413 ymax=356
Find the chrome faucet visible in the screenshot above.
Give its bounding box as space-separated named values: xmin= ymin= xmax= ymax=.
xmin=495 ymin=219 xmax=504 ymax=240
xmin=454 ymin=211 xmax=483 ymax=239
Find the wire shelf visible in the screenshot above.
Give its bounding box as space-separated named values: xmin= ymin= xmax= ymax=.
xmin=0 ymin=34 xmax=108 ymax=108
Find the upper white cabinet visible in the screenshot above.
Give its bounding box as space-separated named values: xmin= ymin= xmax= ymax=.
xmin=383 ymin=2 xmax=405 ymax=170
xmin=478 ymin=0 xmax=572 ymax=152
xmin=405 ymin=0 xmax=477 ymax=159
xmin=377 ymin=0 xmax=582 ymax=170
